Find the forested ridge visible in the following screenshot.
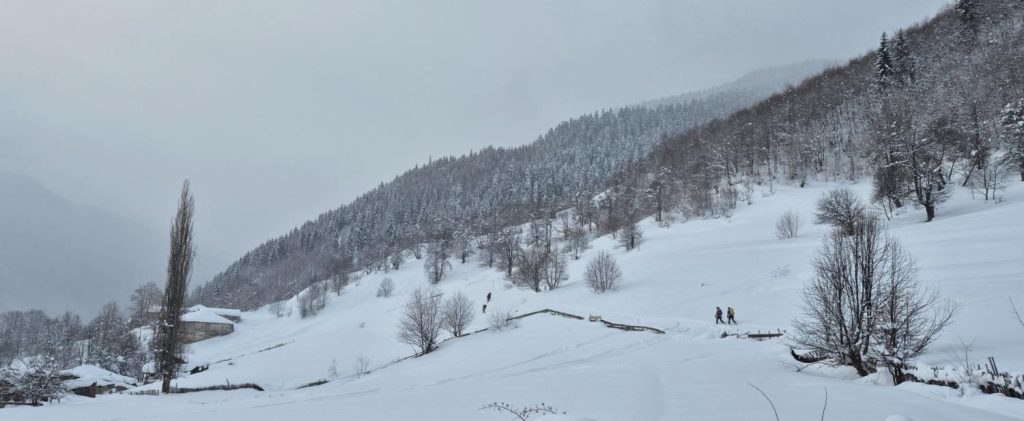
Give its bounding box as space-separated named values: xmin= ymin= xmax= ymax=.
xmin=193 ymin=0 xmax=1024 ymax=313
xmin=190 ymin=63 xmax=825 ymax=309
xmin=634 ymin=0 xmax=1024 ymax=222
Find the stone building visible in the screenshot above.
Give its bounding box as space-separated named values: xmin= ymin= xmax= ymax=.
xmin=180 ymin=307 xmax=235 ymax=343
xmin=187 ymin=305 xmax=242 ymax=322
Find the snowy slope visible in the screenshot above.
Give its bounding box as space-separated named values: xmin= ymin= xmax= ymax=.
xmin=4 ymin=181 xmax=1023 ymax=420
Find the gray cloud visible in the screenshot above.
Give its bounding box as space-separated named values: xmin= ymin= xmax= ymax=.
xmin=0 ymin=0 xmax=948 ymax=271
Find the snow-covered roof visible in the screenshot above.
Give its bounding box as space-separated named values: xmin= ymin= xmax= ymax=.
xmin=188 ymin=304 xmax=241 ymax=318
xmin=60 ymin=364 xmax=137 ymax=390
xmin=181 ymin=307 xmax=235 ymax=324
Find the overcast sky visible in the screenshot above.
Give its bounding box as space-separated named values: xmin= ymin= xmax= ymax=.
xmin=0 ymin=0 xmax=948 ymax=272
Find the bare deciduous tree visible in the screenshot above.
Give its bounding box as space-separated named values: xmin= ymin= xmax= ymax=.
xmin=442 ymin=291 xmax=475 ymax=337
xmin=793 ymin=218 xmax=955 ymax=378
xmin=562 ymin=225 xmax=589 ymax=260
xmin=155 ymin=180 xmax=196 ymax=394
xmin=298 ymin=282 xmax=328 ymax=318
xmin=128 ymin=282 xmax=163 ymax=326
xmin=775 ymin=210 xmax=801 ymax=239
xmin=486 ymin=308 xmax=516 ymax=331
xmin=423 ymin=243 xmax=451 ymax=284
xmin=544 ymin=251 xmax=568 ymax=291
xmin=586 ymin=251 xmax=621 ymax=293
xmin=874 ymin=241 xmax=957 ymax=384
xmin=268 ymin=301 xmax=286 ymax=318
xmin=329 ymin=273 xmax=349 ymax=296
xmin=397 ymin=288 xmax=443 ymax=355
xmin=618 ymin=221 xmax=642 ymax=251
xmin=815 ymin=188 xmax=867 ymax=235
xmin=509 ymin=245 xmax=547 ymax=292
xmin=376 ymin=278 xmax=395 ymax=298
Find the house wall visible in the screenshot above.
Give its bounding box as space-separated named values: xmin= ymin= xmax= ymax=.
xmin=181 ymin=321 xmax=234 ymax=343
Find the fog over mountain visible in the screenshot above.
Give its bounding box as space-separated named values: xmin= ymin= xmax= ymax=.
xmin=0 ymin=170 xmax=225 ymax=315
xmin=0 ymin=1 xmax=947 ymax=269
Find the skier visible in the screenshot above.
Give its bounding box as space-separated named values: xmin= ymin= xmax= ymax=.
xmin=714 ymin=307 xmax=724 ymax=324
xmin=482 ymin=304 xmax=488 ymax=314
xmin=486 ymin=292 xmax=492 ymax=303
xmin=727 ymin=307 xmax=736 ymax=325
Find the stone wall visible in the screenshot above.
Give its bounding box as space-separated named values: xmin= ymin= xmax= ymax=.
xmin=181 ymin=321 xmax=234 ymax=344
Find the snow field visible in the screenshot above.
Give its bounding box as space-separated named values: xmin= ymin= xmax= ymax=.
xmin=4 ymin=181 xmax=1022 ymax=420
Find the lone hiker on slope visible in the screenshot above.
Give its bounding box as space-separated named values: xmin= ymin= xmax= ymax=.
xmin=715 ymin=307 xmax=725 ymax=324
xmin=727 ymin=306 xmax=736 ymax=325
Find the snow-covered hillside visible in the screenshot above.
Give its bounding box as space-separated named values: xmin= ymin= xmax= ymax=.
xmin=5 ymin=182 xmax=1023 ymax=420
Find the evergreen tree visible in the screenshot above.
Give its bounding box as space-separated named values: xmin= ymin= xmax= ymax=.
xmin=874 ymin=33 xmax=895 ymax=92
xmin=1001 ymin=98 xmax=1024 ymax=181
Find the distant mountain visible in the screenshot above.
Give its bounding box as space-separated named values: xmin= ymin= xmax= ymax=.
xmin=0 ymin=170 xmax=166 ymax=316
xmin=638 ymin=59 xmax=838 ymax=109
xmin=194 ymin=59 xmax=836 ymax=310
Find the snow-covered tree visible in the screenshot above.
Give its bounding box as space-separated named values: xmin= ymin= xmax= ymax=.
xmin=1001 ymin=98 xmax=1024 ymax=181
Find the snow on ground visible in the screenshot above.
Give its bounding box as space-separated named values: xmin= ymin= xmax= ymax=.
xmin=4 ymin=181 xmax=1022 ymax=420
xmin=59 ymin=365 xmax=137 ymax=390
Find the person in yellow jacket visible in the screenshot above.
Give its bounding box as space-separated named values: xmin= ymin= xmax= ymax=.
xmin=727 ymin=306 xmax=737 ymax=325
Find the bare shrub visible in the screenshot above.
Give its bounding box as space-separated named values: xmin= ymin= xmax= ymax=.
xmin=815 ymin=188 xmax=867 ymax=235
xmin=327 ymin=359 xmax=338 ymax=380
xmin=329 ymin=273 xmax=349 ymax=296
xmin=480 ymin=402 xmax=563 ymax=420
xmin=442 ymin=291 xmax=475 ymax=337
xmin=397 ymin=288 xmax=443 ymax=354
xmin=948 ymin=338 xmax=980 ymax=396
xmin=543 ymin=252 xmax=568 ymax=290
xmin=586 ymin=251 xmax=622 ymax=293
xmin=377 ymin=278 xmax=395 ymax=298
xmin=354 ymin=356 xmax=370 ymax=378
xmin=268 ymin=301 xmax=286 ymax=318
xmin=775 ymin=210 xmax=801 ymax=239
xmin=298 ymin=282 xmax=328 ymax=319
xmin=967 ymin=158 xmax=1010 ymax=201
xmin=487 ymin=308 xmax=516 ymax=331
xmin=562 ymin=225 xmax=589 ymax=260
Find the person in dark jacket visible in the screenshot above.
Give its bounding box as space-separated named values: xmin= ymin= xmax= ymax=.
xmin=486 ymin=292 xmax=492 ymax=303
xmin=715 ymin=307 xmax=724 ymax=324
xmin=727 ymin=307 xmax=736 ymax=325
